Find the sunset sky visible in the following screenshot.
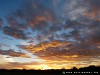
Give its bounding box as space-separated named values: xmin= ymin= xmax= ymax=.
xmin=0 ymin=0 xmax=100 ymax=69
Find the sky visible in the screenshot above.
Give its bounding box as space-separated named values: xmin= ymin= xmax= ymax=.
xmin=0 ymin=0 xmax=100 ymax=69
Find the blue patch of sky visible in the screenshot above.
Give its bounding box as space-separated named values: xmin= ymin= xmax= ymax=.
xmin=0 ymin=0 xmax=22 ymax=17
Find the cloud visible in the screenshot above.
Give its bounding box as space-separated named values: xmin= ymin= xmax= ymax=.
xmin=82 ymin=0 xmax=100 ymax=21
xmin=0 ymin=0 xmax=100 ymax=69
xmin=3 ymin=26 xmax=28 ymax=40
xmin=48 ymin=25 xmax=62 ymax=33
xmin=0 ymin=59 xmax=43 ymax=69
xmin=0 ymin=55 xmax=15 ymax=64
xmin=0 ymin=43 xmax=10 ymax=48
xmin=89 ymin=0 xmax=100 ymax=6
xmin=0 ymin=61 xmax=44 ymax=69
xmin=89 ymin=31 xmax=100 ymax=44
xmin=6 ymin=14 xmax=28 ymax=30
xmin=18 ymin=38 xmax=100 ymax=60
xmin=0 ymin=18 xmax=3 ymax=28
xmin=34 ymin=45 xmax=100 ymax=61
xmin=0 ymin=62 xmax=28 ymax=69
xmin=1 ymin=37 xmax=13 ymax=40
xmin=18 ymin=40 xmax=71 ymax=53
xmin=18 ymin=39 xmax=100 ymax=61
xmin=0 ymin=49 xmax=29 ymax=58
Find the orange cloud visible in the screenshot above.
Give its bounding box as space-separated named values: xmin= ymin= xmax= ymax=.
xmin=18 ymin=40 xmax=71 ymax=53
xmin=83 ymin=9 xmax=100 ymax=21
xmin=83 ymin=0 xmax=100 ymax=21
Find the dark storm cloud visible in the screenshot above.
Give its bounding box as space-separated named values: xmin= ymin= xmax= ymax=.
xmin=0 ymin=49 xmax=29 ymax=58
xmin=3 ymin=26 xmax=28 ymax=40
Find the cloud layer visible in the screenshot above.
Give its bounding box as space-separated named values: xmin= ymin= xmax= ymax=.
xmin=0 ymin=49 xmax=29 ymax=58
xmin=0 ymin=0 xmax=100 ymax=69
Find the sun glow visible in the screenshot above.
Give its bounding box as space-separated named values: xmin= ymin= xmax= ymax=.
xmin=27 ymin=64 xmax=51 ymax=70
xmin=40 ymin=65 xmax=51 ymax=70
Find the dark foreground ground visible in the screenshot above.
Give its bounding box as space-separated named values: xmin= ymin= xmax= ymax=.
xmin=0 ymin=65 xmax=100 ymax=75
